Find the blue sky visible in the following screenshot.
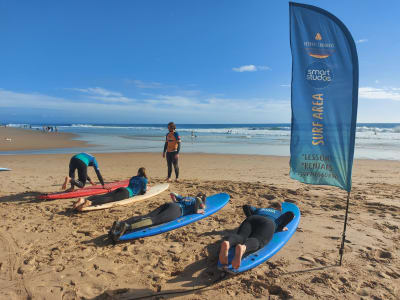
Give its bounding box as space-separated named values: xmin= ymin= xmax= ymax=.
xmin=1 ymin=0 xmax=399 ymax=124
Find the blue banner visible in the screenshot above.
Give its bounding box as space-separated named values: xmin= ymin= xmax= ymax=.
xmin=289 ymin=2 xmax=358 ymax=191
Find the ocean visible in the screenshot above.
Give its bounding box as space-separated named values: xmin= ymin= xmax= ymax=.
xmin=3 ymin=123 xmax=400 ymax=160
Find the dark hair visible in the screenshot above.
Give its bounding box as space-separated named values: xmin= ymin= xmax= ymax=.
xmin=196 ymin=192 xmax=207 ymax=203
xmin=137 ymin=167 xmax=148 ymax=179
xmin=167 ymin=122 xmax=176 ymax=130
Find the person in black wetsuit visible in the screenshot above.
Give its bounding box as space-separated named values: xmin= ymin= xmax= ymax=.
xmin=72 ymin=167 xmax=148 ymax=211
xmin=62 ymin=153 xmax=105 ymax=191
xmin=109 ymin=192 xmax=206 ymax=242
xmin=162 ymin=122 xmax=181 ymax=182
xmin=219 ymin=201 xmax=294 ymax=270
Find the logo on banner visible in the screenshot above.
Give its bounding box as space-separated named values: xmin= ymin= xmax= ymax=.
xmin=305 ymin=62 xmax=333 ymax=89
xmin=304 ymin=33 xmax=335 ymax=59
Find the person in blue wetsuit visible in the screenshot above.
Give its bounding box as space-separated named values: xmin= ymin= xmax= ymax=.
xmin=72 ymin=167 xmax=148 ymax=211
xmin=109 ymin=192 xmax=206 ymax=242
xmin=62 ymin=153 xmax=105 ymax=191
xmin=219 ymin=201 xmax=294 ymax=270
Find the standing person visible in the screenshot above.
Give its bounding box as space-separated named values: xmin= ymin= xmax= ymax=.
xmin=62 ymin=153 xmax=105 ymax=191
xmin=162 ymin=122 xmax=181 ymax=182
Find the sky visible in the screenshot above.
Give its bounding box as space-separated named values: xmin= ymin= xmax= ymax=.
xmin=1 ymin=0 xmax=400 ymax=124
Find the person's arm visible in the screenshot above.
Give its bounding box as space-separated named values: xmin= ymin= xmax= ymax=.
xmin=86 ymin=175 xmax=95 ymax=185
xmin=275 ymin=211 xmax=295 ymax=232
xmin=163 ymin=141 xmax=167 ymax=157
xmin=242 ymin=205 xmax=254 ymax=217
xmin=194 ymin=197 xmax=206 ymax=214
xmin=94 ymin=168 xmax=105 ymax=187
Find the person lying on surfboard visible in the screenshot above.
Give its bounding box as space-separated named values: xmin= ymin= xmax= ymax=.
xmin=72 ymin=167 xmax=148 ymax=211
xmin=62 ymin=153 xmax=105 ymax=191
xmin=109 ymin=192 xmax=206 ymax=242
xmin=219 ymin=201 xmax=294 ymax=270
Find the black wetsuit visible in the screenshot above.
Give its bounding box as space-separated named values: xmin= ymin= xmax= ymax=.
xmin=128 ymin=196 xmax=203 ymax=228
xmin=68 ymin=153 xmax=104 ymax=188
xmin=87 ymin=176 xmax=148 ymax=206
xmin=225 ymin=205 xmax=294 ymax=256
xmin=163 ymin=131 xmax=180 ymax=179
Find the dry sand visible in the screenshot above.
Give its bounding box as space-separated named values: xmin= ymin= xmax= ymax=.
xmin=0 ymin=130 xmax=399 ymax=299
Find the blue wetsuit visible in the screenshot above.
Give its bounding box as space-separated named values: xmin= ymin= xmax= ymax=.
xmin=69 ymin=153 xmax=105 ymax=188
xmin=87 ymin=175 xmax=147 ymax=206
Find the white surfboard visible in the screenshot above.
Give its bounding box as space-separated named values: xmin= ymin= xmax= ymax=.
xmin=81 ymin=183 xmax=169 ymax=211
xmin=0 ymin=168 xmax=11 ymax=171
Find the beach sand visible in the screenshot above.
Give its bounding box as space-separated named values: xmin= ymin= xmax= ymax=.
xmin=0 ymin=127 xmax=89 ymax=151
xmin=0 ymin=130 xmax=399 ymax=299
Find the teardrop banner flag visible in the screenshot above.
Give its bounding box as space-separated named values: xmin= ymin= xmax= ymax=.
xmin=289 ymin=2 xmax=358 ymax=192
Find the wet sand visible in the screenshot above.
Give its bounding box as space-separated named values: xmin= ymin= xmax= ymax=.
xmin=0 ymin=130 xmax=399 ymax=299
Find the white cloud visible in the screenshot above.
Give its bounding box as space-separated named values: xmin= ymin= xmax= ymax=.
xmin=280 ymin=84 xmax=291 ymax=87
xmin=232 ymin=65 xmax=271 ymax=72
xmin=356 ymin=39 xmax=368 ymax=44
xmin=359 ymin=87 xmax=400 ymax=101
xmin=0 ymin=88 xmax=290 ymax=123
xmin=129 ymin=80 xmax=167 ymax=89
xmin=69 ymin=87 xmax=133 ymax=103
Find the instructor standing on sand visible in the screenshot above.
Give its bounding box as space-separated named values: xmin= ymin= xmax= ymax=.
xmin=62 ymin=152 xmax=105 ymax=191
xmin=163 ymin=122 xmax=181 ymax=182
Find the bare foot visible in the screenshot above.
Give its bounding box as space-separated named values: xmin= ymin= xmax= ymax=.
xmin=232 ymin=244 xmax=246 ymax=269
xmin=219 ymin=241 xmax=230 ymax=265
xmin=62 ymin=176 xmax=70 ymax=190
xmin=175 ymin=178 xmax=179 ymax=182
xmin=166 ymin=177 xmax=172 ymax=182
xmin=72 ymin=198 xmax=85 ymax=209
xmin=76 ymin=199 xmax=92 ymax=211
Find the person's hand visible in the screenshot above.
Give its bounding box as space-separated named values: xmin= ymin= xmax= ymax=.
xmin=175 ymin=153 xmax=179 ymax=159
xmin=198 ymin=209 xmax=205 ymax=214
xmin=283 ymin=227 xmax=288 ymax=231
xmin=162 ymin=152 xmax=166 ymax=158
xmin=90 ymin=181 xmax=96 ymax=186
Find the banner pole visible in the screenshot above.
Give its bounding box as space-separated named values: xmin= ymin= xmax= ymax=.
xmin=339 ymin=191 xmax=351 ymax=266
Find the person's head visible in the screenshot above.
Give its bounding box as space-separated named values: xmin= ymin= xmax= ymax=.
xmin=269 ymin=200 xmax=282 ymax=211
xmin=137 ymin=167 xmax=147 ymax=179
xmin=167 ymin=122 xmax=176 ymax=132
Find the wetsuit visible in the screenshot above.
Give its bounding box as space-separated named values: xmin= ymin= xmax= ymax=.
xmin=225 ymin=205 xmax=294 ymax=256
xmin=128 ymin=194 xmax=203 ymax=229
xmin=163 ymin=131 xmax=181 ymax=179
xmin=87 ymin=176 xmax=147 ymax=206
xmin=69 ymin=153 xmax=105 ymax=188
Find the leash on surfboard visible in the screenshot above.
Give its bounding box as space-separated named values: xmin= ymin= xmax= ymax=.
xmin=126 ymin=271 xmax=232 ymax=300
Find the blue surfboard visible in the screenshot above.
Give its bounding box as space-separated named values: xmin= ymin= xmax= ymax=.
xmin=218 ymin=202 xmax=300 ymax=274
xmin=119 ymin=193 xmax=230 ymax=241
xmin=0 ymin=168 xmax=11 ymax=171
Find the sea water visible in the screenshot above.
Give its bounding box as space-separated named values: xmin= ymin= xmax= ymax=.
xmin=2 ymin=123 xmax=400 ymax=160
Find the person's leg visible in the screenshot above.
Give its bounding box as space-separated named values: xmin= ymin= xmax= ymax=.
xmin=219 ymin=219 xmax=253 ymax=265
xmin=166 ymin=152 xmax=173 ymax=180
xmin=231 ymin=216 xmax=275 ymax=269
xmin=172 ymin=152 xmax=179 ymax=180
xmin=68 ymin=158 xmax=87 ymax=188
xmin=87 ymin=188 xmax=129 ymax=206
xmin=63 ymin=157 xmax=78 ymax=190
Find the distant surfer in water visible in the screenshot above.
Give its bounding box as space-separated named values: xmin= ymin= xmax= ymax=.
xmin=109 ymin=192 xmax=206 ymax=242
xmin=162 ymin=122 xmax=181 ymax=182
xmin=62 ymin=153 xmax=105 ymax=191
xmin=219 ymin=201 xmax=294 ymax=269
xmin=72 ymin=167 xmax=148 ymax=211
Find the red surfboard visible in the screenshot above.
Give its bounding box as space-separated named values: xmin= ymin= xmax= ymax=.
xmin=38 ymin=180 xmax=130 ymax=200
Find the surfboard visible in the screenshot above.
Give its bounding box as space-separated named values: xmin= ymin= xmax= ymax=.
xmin=119 ymin=193 xmax=230 ymax=241
xmin=81 ymin=183 xmax=169 ymax=211
xmin=38 ymin=180 xmax=130 ymax=200
xmin=218 ymin=202 xmax=300 ymax=274
xmin=0 ymin=168 xmax=11 ymax=171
